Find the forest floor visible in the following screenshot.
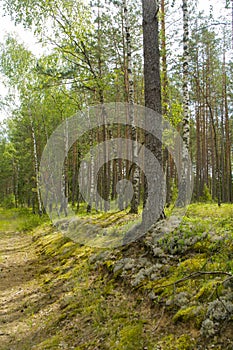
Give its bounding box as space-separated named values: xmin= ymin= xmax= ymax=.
xmin=0 ymin=204 xmax=232 ymax=349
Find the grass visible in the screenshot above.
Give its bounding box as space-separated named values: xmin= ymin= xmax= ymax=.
xmin=0 ymin=207 xmax=49 ymax=233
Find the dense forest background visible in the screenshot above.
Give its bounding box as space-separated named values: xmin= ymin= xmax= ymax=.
xmin=0 ymin=0 xmax=232 ymax=214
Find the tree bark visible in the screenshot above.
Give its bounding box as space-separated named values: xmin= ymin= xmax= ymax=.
xmin=222 ymin=49 xmax=232 ymax=202
xmin=29 ymin=109 xmax=43 ymax=215
xmin=123 ymin=0 xmax=140 ymax=214
xmin=142 ymin=0 xmax=165 ymax=229
xmin=177 ymin=0 xmax=190 ymax=206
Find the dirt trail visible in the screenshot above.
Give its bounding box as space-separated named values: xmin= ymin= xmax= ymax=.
xmin=0 ymin=228 xmax=46 ymax=350
xmin=0 ymin=232 xmax=37 ymax=349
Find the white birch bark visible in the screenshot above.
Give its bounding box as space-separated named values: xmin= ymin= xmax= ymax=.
xmin=177 ymin=0 xmax=190 ymax=206
xmin=29 ymin=109 xmax=43 ymax=215
xmin=123 ymin=0 xmax=139 ymax=214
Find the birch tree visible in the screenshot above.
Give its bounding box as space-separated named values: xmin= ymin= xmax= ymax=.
xmin=29 ymin=107 xmax=43 ymax=215
xmin=177 ymin=0 xmax=190 ymax=206
xmin=123 ymin=0 xmax=140 ymax=214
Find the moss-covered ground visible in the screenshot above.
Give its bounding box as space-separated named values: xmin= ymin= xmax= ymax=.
xmin=0 ymin=203 xmax=232 ymax=349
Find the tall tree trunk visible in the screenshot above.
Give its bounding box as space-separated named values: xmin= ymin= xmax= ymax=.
xmin=100 ymin=96 xmax=110 ymax=212
xmin=12 ymin=158 xmax=19 ymax=208
xmin=71 ymin=141 xmax=78 ymax=207
xmin=60 ymin=118 xmax=69 ymax=216
xmin=177 ymin=0 xmax=190 ymax=206
xmin=121 ymin=5 xmax=129 ymax=103
xmin=223 ymin=49 xmax=232 ymax=202
xmin=160 ymin=0 xmax=172 ymax=206
xmin=87 ymin=109 xmax=95 ymax=213
xmin=196 ymin=104 xmax=201 ymax=199
xmin=220 ymin=92 xmax=226 ymax=202
xmin=97 ymin=2 xmax=110 ymax=212
xmin=205 ymin=99 xmax=221 ymax=206
xmin=161 ymin=0 xmax=169 ymax=118
xmin=142 ymin=0 xmax=165 ymax=229
xmin=123 ymin=0 xmax=139 ymax=214
xmin=29 ymin=109 xmax=43 ymax=215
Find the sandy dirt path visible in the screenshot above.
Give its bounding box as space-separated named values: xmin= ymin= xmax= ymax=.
xmin=0 ymin=228 xmax=48 ymax=350
xmin=0 ymin=215 xmax=56 ymax=350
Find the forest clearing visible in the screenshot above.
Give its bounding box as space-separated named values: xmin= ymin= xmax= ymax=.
xmin=0 ymin=0 xmax=232 ymax=349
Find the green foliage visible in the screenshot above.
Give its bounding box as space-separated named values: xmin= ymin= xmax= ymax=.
xmin=2 ymin=194 xmax=15 ymax=208
xmin=0 ymin=207 xmax=48 ymax=232
xmin=200 ymin=184 xmax=212 ymax=203
xmin=16 ymin=211 xmax=49 ymax=232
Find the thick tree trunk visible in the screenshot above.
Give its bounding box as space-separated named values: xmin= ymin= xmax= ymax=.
xmin=142 ymin=0 xmax=165 ymax=229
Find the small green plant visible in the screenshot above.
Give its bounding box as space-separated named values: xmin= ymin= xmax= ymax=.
xmin=200 ymin=184 xmax=212 ymax=203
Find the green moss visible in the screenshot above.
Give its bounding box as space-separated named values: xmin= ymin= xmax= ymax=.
xmin=173 ymin=306 xmax=196 ymax=323
xmin=193 ymin=240 xmax=210 ymax=253
xmin=194 ymin=280 xmax=221 ymax=301
xmin=175 ymin=334 xmax=196 ymax=350
xmin=110 ymin=323 xmax=144 ymax=350
xmin=173 ymin=306 xmax=205 ymax=328
xmin=178 ymin=257 xmax=206 ymax=273
xmin=158 ymin=334 xmax=196 ymax=350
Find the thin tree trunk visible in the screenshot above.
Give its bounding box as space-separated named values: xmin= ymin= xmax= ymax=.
xmin=161 ymin=0 xmax=169 ymax=118
xmin=205 ymin=98 xmax=221 ymax=206
xmin=177 ymin=0 xmax=190 ymax=206
xmin=121 ymin=5 xmax=129 ymax=102
xmin=123 ymin=0 xmax=139 ymax=214
xmin=223 ymin=49 xmax=232 ymax=202
xmin=71 ymin=141 xmax=77 ymax=207
xmin=29 ymin=109 xmax=43 ymax=215
xmin=60 ymin=118 xmax=69 ymax=216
